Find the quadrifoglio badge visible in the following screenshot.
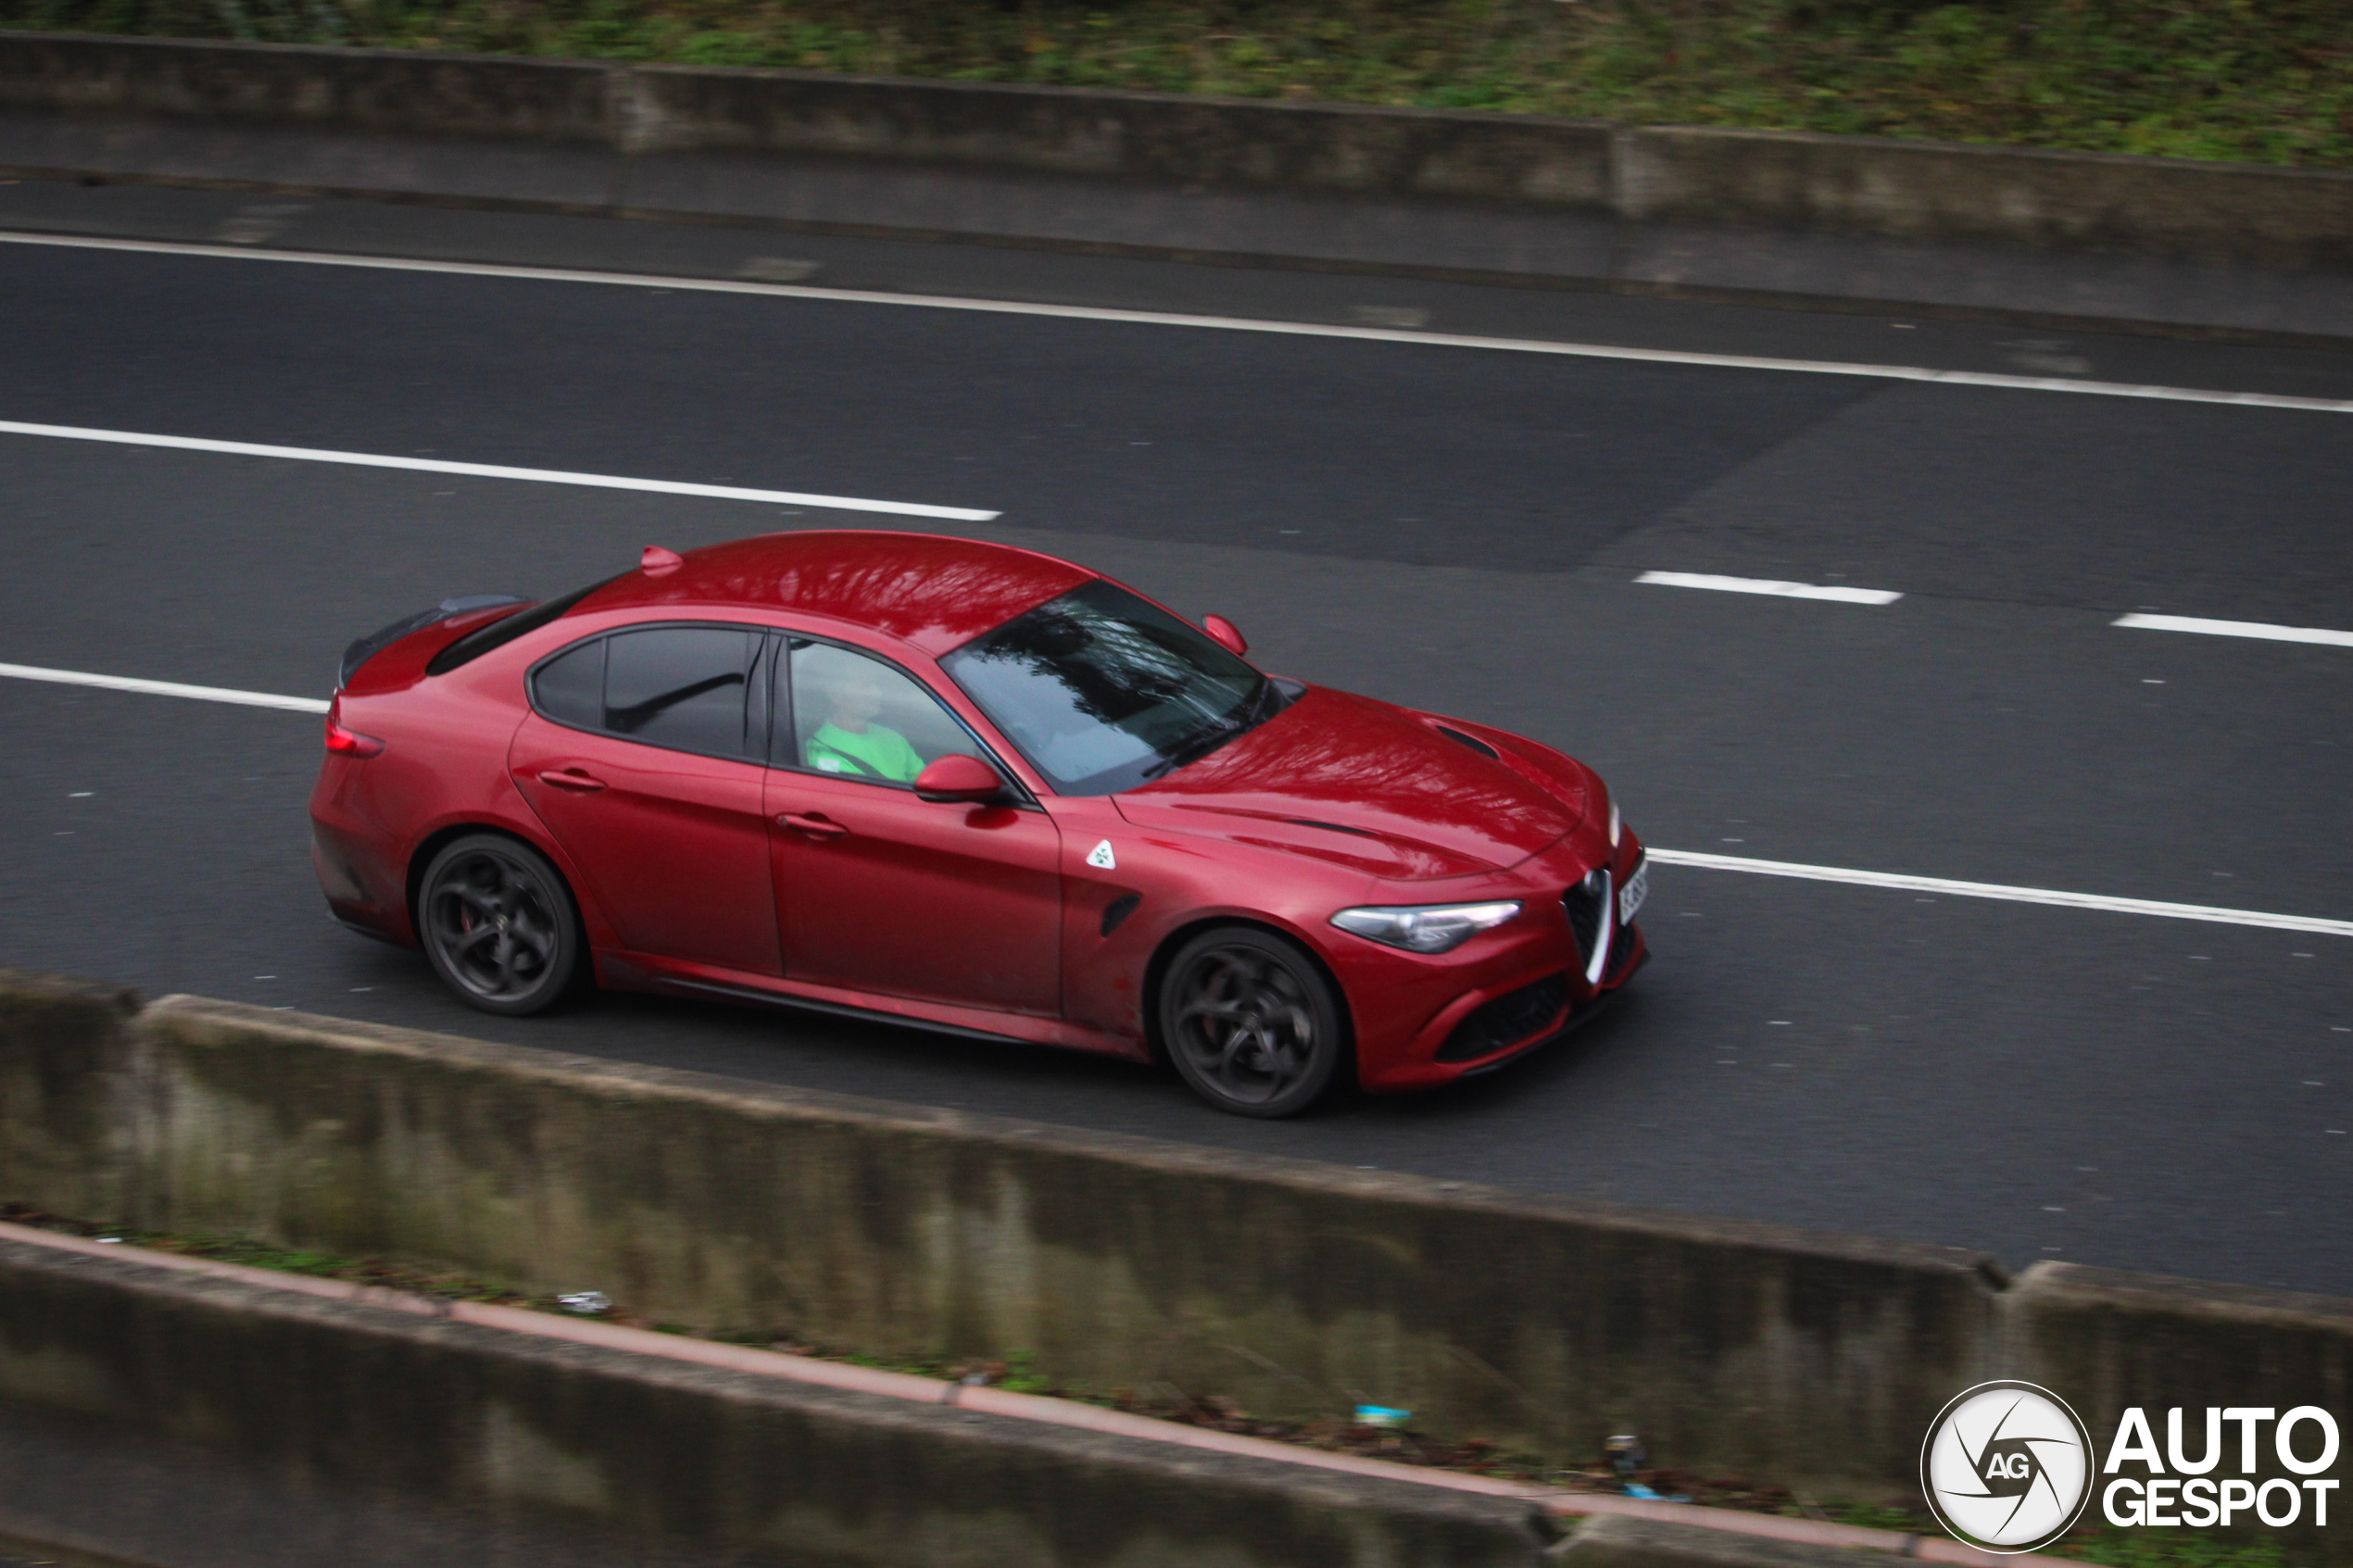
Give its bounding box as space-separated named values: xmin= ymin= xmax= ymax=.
xmin=1923 ymin=1384 xmax=2342 ymax=1552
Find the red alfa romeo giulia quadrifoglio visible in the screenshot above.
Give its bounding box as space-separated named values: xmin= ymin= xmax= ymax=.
xmin=311 ymin=532 xmax=1645 ymax=1116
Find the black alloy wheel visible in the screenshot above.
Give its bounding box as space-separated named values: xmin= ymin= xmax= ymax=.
xmin=1160 ymin=927 xmax=1347 ymax=1118
xmin=418 ymin=834 xmax=582 ymax=1016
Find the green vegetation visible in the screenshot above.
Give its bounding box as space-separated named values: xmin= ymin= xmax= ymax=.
xmin=4 ymin=0 xmax=2349 ymax=168
xmin=2057 ymin=1527 xmax=2289 ymax=1568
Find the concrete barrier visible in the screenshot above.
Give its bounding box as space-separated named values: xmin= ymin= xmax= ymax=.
xmin=0 ymin=971 xmax=1999 ymax=1496
xmin=2005 ymin=1263 xmax=2352 ymax=1558
xmin=0 ymin=31 xmax=612 ymax=142
xmin=1617 ymin=126 xmax=2353 ymax=270
xmin=623 ymin=64 xmax=1616 ymax=205
xmin=0 ymin=965 xmax=2346 ymax=1552
xmin=0 ymin=967 xmax=139 ymax=1223
xmin=2 ymin=30 xmax=2348 ymax=273
xmin=0 ymin=1235 xmax=1552 ymax=1567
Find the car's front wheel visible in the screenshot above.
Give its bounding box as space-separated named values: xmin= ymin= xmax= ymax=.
xmin=1160 ymin=927 xmax=1346 ymax=1118
xmin=417 ymin=834 xmax=582 ymax=1016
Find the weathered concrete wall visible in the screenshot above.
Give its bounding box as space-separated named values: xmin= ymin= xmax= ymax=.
xmin=0 ymin=1236 xmax=1550 ymax=1568
xmin=1 ymin=972 xmax=1996 ymax=1494
xmin=0 ymin=30 xmax=613 ymax=142
xmin=2 ymin=31 xmax=2349 ymax=270
xmin=2003 ymin=1263 xmax=2351 ymax=1560
xmin=622 ymin=65 xmax=1615 ymax=203
xmin=4 ymin=965 xmax=2347 ymax=1547
xmin=0 ymin=969 xmax=139 ymax=1223
xmin=1617 ymin=126 xmax=2353 ymax=270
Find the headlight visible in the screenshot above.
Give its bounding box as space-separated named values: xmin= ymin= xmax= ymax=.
xmin=1608 ymin=798 xmax=1621 ymax=847
xmin=1330 ymin=900 xmax=1523 ymax=954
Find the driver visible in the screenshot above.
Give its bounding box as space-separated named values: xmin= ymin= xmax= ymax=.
xmin=804 ymin=660 xmax=926 ymax=783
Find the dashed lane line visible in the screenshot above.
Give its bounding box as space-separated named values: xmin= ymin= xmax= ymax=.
xmin=3 ymin=230 xmax=2351 ymax=416
xmin=2115 ymin=612 xmax=2353 ymax=649
xmin=6 ymin=659 xmax=2346 ymax=939
xmin=1636 ymin=571 xmax=1904 ymax=605
xmin=0 ymin=420 xmax=1002 ymax=522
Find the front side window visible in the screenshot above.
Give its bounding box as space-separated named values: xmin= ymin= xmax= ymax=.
xmin=531 ymin=625 xmax=761 ymax=759
xmin=786 ymin=640 xmax=975 ymax=785
xmin=940 ymin=580 xmax=1268 ymax=796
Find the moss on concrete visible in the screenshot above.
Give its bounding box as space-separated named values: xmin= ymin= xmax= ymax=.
xmin=4 ymin=0 xmax=2349 ymax=168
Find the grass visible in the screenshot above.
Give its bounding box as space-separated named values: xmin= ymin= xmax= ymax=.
xmin=2057 ymin=1530 xmax=2289 ymax=1568
xmin=1 ymin=0 xmax=2348 ymax=169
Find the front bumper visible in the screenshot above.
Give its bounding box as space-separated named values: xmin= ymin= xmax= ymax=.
xmin=1344 ymin=829 xmax=1649 ymax=1093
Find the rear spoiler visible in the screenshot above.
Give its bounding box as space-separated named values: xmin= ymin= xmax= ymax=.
xmin=337 ymin=595 xmax=526 ymax=689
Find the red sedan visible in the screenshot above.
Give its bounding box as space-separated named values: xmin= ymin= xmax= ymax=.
xmin=311 ymin=532 xmax=1645 ymax=1116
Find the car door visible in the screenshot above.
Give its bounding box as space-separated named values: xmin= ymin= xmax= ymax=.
xmin=510 ymin=623 xmax=782 ymax=977
xmin=764 ymin=634 xmax=1062 ymax=1016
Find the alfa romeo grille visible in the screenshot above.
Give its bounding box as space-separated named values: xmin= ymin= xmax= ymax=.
xmin=1564 ymin=870 xmax=1607 ymax=958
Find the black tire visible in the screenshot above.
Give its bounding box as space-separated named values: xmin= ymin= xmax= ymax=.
xmin=416 ymin=834 xmax=582 ymax=1016
xmin=1159 ymin=927 xmax=1347 ymax=1118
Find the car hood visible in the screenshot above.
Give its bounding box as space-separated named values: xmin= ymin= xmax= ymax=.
xmin=1111 ymin=685 xmax=1589 ymax=881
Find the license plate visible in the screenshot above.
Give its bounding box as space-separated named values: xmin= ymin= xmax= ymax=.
xmin=1617 ymin=861 xmax=1649 ymax=925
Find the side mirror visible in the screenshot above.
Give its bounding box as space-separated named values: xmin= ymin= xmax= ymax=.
xmin=914 ymin=753 xmax=1008 ymax=804
xmin=1202 ymin=614 xmax=1248 ymax=658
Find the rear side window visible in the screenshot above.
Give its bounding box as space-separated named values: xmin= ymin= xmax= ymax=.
xmin=530 ymin=625 xmax=765 ymax=760
xmin=607 ymin=628 xmax=758 ymax=755
xmin=532 ymin=638 xmax=604 ymax=729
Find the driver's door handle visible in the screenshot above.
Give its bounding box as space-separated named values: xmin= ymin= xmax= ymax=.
xmin=777 ymin=811 xmax=848 ymax=839
xmin=536 ymin=769 xmax=606 ymax=792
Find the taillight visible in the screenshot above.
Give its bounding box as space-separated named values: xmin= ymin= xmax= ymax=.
xmin=324 ymin=696 xmax=385 ymax=759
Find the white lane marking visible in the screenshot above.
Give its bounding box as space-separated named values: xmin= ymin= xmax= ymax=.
xmin=1637 ymin=571 xmax=1903 ymax=605
xmin=8 ymin=657 xmax=2349 ymax=939
xmin=4 ymin=231 xmax=2350 ymax=416
xmin=0 ymin=661 xmax=329 ymax=713
xmin=2114 ymin=612 xmax=2353 ymax=649
xmin=1650 ymin=848 xmax=2353 ymax=938
xmin=0 ymin=419 xmax=1000 ymax=522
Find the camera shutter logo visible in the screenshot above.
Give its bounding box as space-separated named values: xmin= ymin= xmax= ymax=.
xmin=1922 ymin=1382 xmax=2095 ymax=1552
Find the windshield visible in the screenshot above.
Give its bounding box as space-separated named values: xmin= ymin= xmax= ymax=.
xmin=941 ymin=580 xmax=1270 ymax=796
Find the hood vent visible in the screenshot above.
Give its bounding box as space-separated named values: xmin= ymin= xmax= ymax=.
xmin=1432 ymin=724 xmax=1500 ymax=759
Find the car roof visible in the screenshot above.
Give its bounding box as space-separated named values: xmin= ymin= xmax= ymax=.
xmin=573 ymin=531 xmax=1097 ymax=655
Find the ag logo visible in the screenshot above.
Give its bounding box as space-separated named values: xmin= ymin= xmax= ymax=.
xmin=1921 ymin=1381 xmax=2094 ymax=1552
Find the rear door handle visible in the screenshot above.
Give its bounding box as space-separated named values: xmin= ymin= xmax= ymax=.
xmin=537 ymin=769 xmax=606 ymax=793
xmin=777 ymin=811 xmax=847 ymax=839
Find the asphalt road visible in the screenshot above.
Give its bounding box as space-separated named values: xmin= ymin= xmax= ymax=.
xmin=2 ymin=182 xmax=2348 ymax=1296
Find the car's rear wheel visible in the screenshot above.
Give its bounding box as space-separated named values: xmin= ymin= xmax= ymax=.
xmin=417 ymin=834 xmax=581 ymax=1016
xmin=1160 ymin=927 xmax=1346 ymax=1118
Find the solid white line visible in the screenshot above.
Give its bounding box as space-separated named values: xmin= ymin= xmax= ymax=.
xmin=7 ymin=654 xmax=2346 ymax=938
xmin=4 ymin=230 xmax=2350 ymax=416
xmin=11 ymin=650 xmax=2348 ymax=941
xmin=0 ymin=419 xmax=1000 ymax=522
xmin=2113 ymin=612 xmax=2353 ymax=649
xmin=1637 ymin=571 xmax=1903 ymax=605
xmin=1648 ymin=848 xmax=2353 ymax=938
xmin=0 ymin=661 xmax=330 ymax=714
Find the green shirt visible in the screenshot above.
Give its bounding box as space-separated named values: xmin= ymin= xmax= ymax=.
xmin=805 ymin=721 xmax=925 ymax=784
